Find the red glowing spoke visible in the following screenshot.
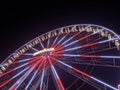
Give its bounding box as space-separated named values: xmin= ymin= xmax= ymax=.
xmin=55 ymin=34 xmax=93 ymax=51
xmin=81 ymin=42 xmax=99 ymax=48
xmin=53 ymin=32 xmax=70 ymax=48
xmin=72 ymin=32 xmax=81 ymax=38
xmin=48 ymin=57 xmax=65 ymax=90
xmin=80 ymin=54 xmax=101 ymax=58
xmin=54 ymin=44 xmax=64 ymax=51
xmin=0 ymin=65 xmax=31 ymax=88
xmin=0 ymin=78 xmax=13 ymax=88
xmin=49 ymin=56 xmax=117 ymax=90
xmin=54 ymin=50 xmax=65 ymax=54
xmin=25 ymin=60 xmax=45 ymax=90
xmin=52 ymin=53 xmax=64 ymax=57
xmin=0 ymin=69 xmax=14 ymax=77
xmin=78 ymin=33 xmax=92 ymax=41
xmin=39 ymin=61 xmax=46 ymax=90
xmin=9 ymin=59 xmax=42 ymax=90
xmin=49 ymin=56 xmax=90 ymax=77
xmin=0 ymin=56 xmax=43 ymax=81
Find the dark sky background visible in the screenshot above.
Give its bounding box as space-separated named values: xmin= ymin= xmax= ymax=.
xmin=0 ymin=1 xmax=120 ymax=90
xmin=0 ymin=1 xmax=120 ymax=61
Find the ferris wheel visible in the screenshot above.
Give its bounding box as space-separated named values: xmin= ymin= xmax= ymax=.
xmin=0 ymin=24 xmax=120 ymax=90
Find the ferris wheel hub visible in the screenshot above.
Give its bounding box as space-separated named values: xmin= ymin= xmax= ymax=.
xmin=33 ymin=48 xmax=55 ymax=56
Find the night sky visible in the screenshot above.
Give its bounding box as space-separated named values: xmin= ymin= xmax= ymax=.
xmin=0 ymin=1 xmax=120 ymax=90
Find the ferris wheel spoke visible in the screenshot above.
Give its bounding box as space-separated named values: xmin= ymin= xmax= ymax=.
xmin=9 ymin=69 xmax=33 ymax=90
xmin=18 ymin=58 xmax=30 ymax=63
xmin=53 ymin=50 xmax=65 ymax=55
xmin=25 ymin=70 xmax=38 ymax=90
xmin=54 ymin=33 xmax=69 ymax=48
xmin=25 ymin=60 xmax=44 ymax=90
xmin=64 ymin=38 xmax=117 ymax=52
xmin=63 ymin=32 xmax=99 ymax=49
xmin=14 ymin=56 xmax=42 ymax=70
xmin=43 ymin=67 xmax=50 ymax=90
xmin=39 ymin=70 xmax=45 ymax=90
xmin=47 ymin=38 xmax=50 ymax=48
xmin=9 ymin=60 xmax=41 ymax=90
xmin=0 ymin=64 xmax=30 ymax=88
xmin=48 ymin=57 xmax=65 ymax=90
xmin=53 ymin=57 xmax=117 ymax=90
xmin=11 ymin=57 xmax=34 ymax=64
xmin=0 ymin=56 xmax=42 ymax=78
xmin=64 ymin=60 xmax=120 ymax=68
xmin=53 ymin=51 xmax=120 ymax=68
xmin=63 ymin=53 xmax=120 ymax=60
xmin=80 ymin=54 xmax=120 ymax=59
xmin=55 ymin=62 xmax=105 ymax=90
xmin=54 ymin=44 xmax=64 ymax=52
xmin=32 ymin=47 xmax=39 ymax=52
xmin=52 ymin=36 xmax=59 ymax=47
xmin=82 ymin=46 xmax=117 ymax=55
xmin=5 ymin=58 xmax=30 ymax=66
xmin=31 ymin=70 xmax=43 ymax=90
xmin=64 ymin=42 xmax=99 ymax=52
xmin=40 ymin=42 xmax=45 ymax=49
xmin=39 ymin=69 xmax=45 ymax=90
xmin=62 ymin=25 xmax=91 ymax=45
xmin=53 ymin=45 xmax=65 ymax=53
xmin=24 ymin=53 xmax=33 ymax=56
xmin=0 ymin=61 xmax=31 ymax=77
xmin=47 ymin=32 xmax=51 ymax=48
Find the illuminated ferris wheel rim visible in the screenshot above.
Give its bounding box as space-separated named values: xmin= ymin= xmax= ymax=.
xmin=1 ymin=24 xmax=120 ymax=65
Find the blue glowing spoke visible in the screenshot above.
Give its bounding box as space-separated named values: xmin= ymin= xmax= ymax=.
xmin=14 ymin=62 xmax=29 ymax=70
xmin=65 ymin=46 xmax=81 ymax=51
xmin=57 ymin=35 xmax=66 ymax=45
xmin=53 ymin=36 xmax=59 ymax=45
xmin=63 ymin=25 xmax=90 ymax=46
xmin=62 ymin=37 xmax=73 ymax=45
xmin=13 ymin=69 xmax=33 ymax=89
xmin=51 ymin=65 xmax=65 ymax=90
xmin=10 ymin=61 xmax=39 ymax=90
xmin=63 ymin=53 xmax=120 ymax=59
xmin=40 ymin=42 xmax=44 ymax=48
xmin=47 ymin=32 xmax=51 ymax=47
xmin=58 ymin=60 xmax=72 ymax=68
xmin=64 ymin=40 xmax=79 ymax=47
xmin=40 ymin=69 xmax=45 ymax=89
xmin=34 ymin=72 xmax=43 ymax=90
xmin=63 ymin=54 xmax=80 ymax=57
xmin=64 ymin=38 xmax=118 ymax=52
xmin=8 ymin=68 xmax=30 ymax=90
xmin=47 ymin=38 xmax=50 ymax=48
xmin=12 ymin=66 xmax=29 ymax=79
xmin=91 ymin=77 xmax=117 ymax=90
xmin=48 ymin=57 xmax=64 ymax=90
xmin=18 ymin=58 xmax=30 ymax=63
xmin=51 ymin=66 xmax=59 ymax=79
xmin=24 ymin=53 xmax=33 ymax=56
xmin=99 ymin=38 xmax=117 ymax=44
xmin=100 ymin=55 xmax=120 ymax=59
xmin=14 ymin=60 xmax=35 ymax=71
xmin=32 ymin=47 xmax=39 ymax=52
xmin=25 ymin=70 xmax=38 ymax=89
xmin=56 ymin=60 xmax=117 ymax=90
xmin=63 ymin=30 xmax=101 ymax=48
xmin=13 ymin=57 xmax=39 ymax=74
